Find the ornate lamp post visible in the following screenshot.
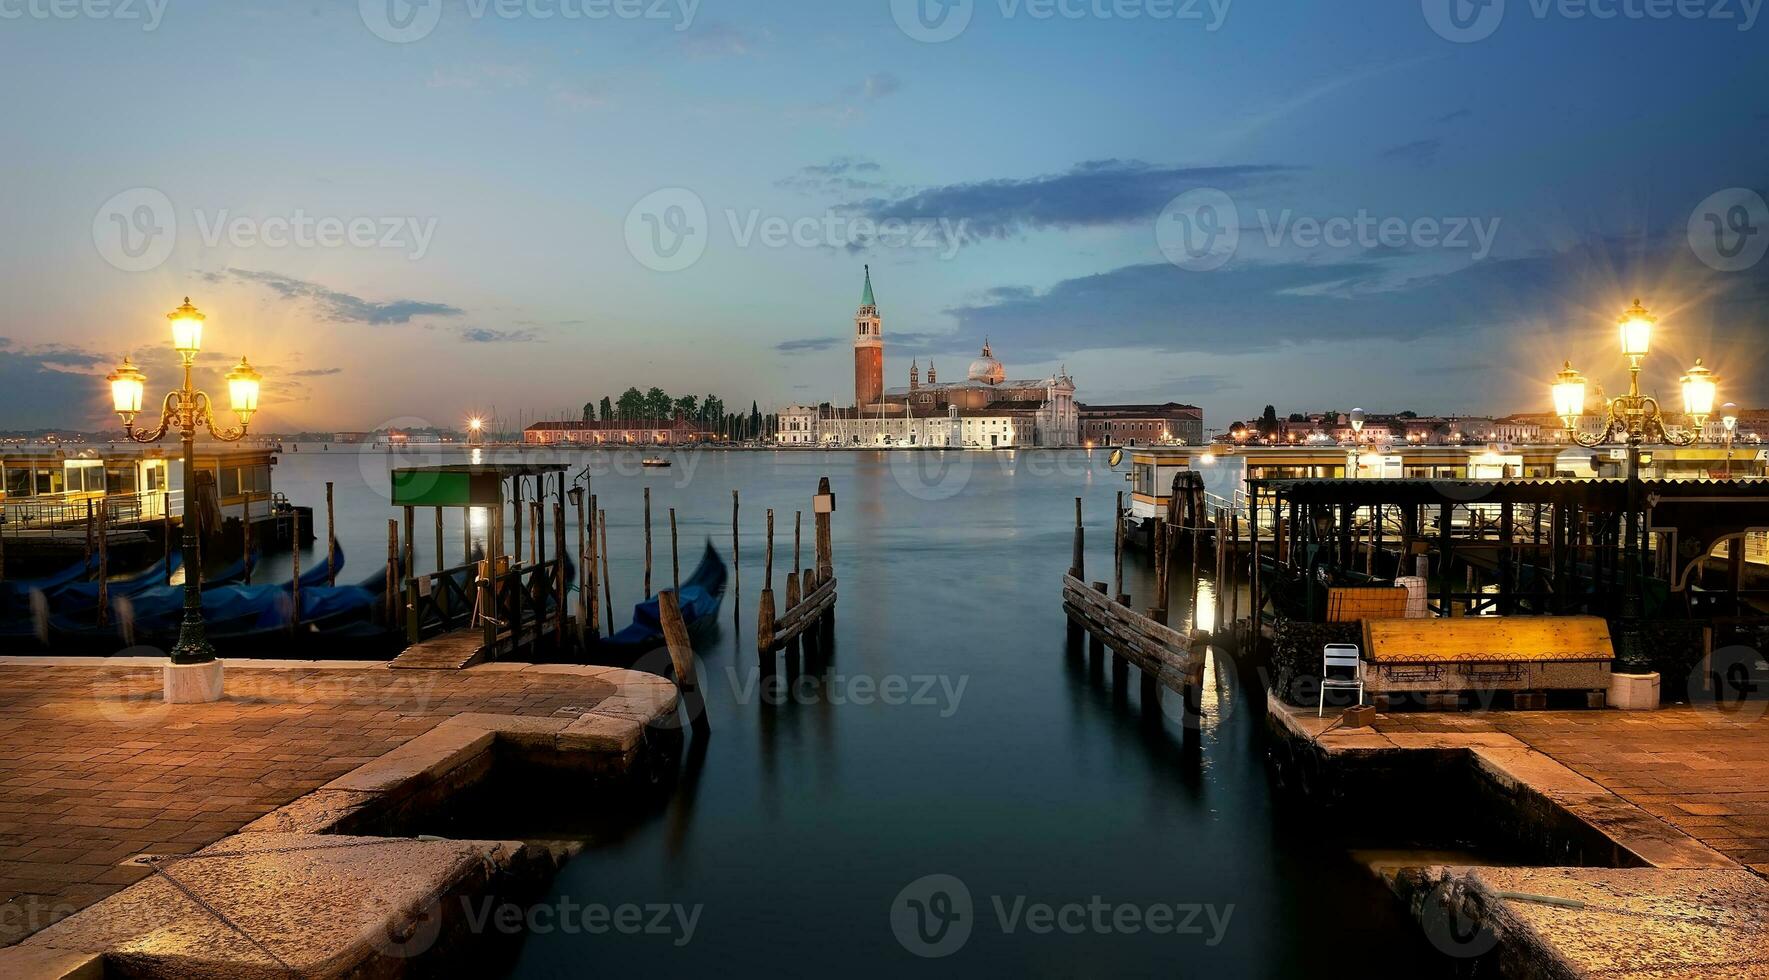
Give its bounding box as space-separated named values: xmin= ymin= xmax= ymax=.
xmin=1550 ymin=299 xmax=1717 ymax=681
xmin=107 ymin=299 xmax=261 ymax=702
xmin=1347 ymin=407 xmax=1366 ymax=478
xmin=1721 ymin=403 xmax=1739 ymax=479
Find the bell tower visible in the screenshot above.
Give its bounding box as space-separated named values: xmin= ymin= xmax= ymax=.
xmin=853 ymin=265 xmax=883 ymax=409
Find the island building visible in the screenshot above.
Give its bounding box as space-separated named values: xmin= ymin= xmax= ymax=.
xmin=523 ymin=420 xmax=709 ymax=446
xmin=776 ymin=268 xmax=1079 ymax=448
xmin=1078 ymin=403 xmax=1205 ymax=446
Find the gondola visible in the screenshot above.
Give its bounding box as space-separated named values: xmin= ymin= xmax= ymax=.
xmin=586 ymin=542 xmax=726 ymax=664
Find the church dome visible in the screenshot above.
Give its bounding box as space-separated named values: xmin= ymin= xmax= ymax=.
xmin=967 ymin=340 xmax=1005 ymax=385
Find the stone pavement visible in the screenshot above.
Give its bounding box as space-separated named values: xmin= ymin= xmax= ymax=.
xmin=1375 ymin=705 xmax=1769 ymax=875
xmin=0 ymin=658 xmax=629 ymax=948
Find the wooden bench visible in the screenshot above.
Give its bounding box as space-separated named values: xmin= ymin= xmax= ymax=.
xmin=1361 ymin=616 xmax=1613 ymax=704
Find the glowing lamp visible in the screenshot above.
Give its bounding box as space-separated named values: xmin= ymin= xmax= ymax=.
xmin=1722 ymin=403 xmax=1738 ymax=434
xmin=1680 ymin=359 xmax=1717 ymax=420
xmin=1618 ymin=299 xmax=1654 ymax=360
xmin=107 ymin=358 xmax=147 ymax=419
xmin=1350 ymin=407 xmax=1366 ymax=435
xmin=226 ymin=357 xmax=262 ymax=420
xmin=1552 ymin=361 xmax=1587 ymax=423
xmin=168 ymin=297 xmax=206 ymax=359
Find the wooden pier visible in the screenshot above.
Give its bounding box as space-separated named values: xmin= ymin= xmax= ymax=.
xmin=1063 ymin=498 xmax=1207 ymax=724
xmin=756 ymin=477 xmax=839 ymax=664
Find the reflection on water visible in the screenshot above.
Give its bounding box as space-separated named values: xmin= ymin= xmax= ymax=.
xmin=255 ymin=447 xmax=1445 ymax=977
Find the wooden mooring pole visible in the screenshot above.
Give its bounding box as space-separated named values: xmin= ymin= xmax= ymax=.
xmin=659 ymin=589 xmax=709 ymax=735
xmin=291 ymin=510 xmax=303 ymax=631
xmin=326 ymin=482 xmax=337 ymax=587
xmin=670 ymin=507 xmax=680 ymax=596
xmin=599 ymin=508 xmax=614 ymax=636
xmin=242 ymin=492 xmax=252 ymax=585
xmin=643 ymin=487 xmax=653 ymax=597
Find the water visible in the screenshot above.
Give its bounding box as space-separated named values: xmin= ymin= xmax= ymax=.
xmin=260 ymin=446 xmax=1448 ymax=977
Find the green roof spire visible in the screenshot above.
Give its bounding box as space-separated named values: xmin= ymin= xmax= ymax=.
xmin=861 ymin=264 xmax=875 ymax=308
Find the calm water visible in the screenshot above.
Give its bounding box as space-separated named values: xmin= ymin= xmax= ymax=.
xmin=257 ymin=446 xmax=1446 ymax=978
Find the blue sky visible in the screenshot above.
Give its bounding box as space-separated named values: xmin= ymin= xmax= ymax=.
xmin=1 ymin=0 xmax=1764 ymax=431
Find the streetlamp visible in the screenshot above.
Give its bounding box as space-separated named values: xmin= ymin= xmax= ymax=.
xmin=1722 ymin=403 xmax=1739 ymax=479
xmin=1550 ymin=299 xmax=1716 ymax=680
xmin=466 ymin=416 xmax=485 ymax=446
xmin=107 ymin=298 xmax=261 ymax=703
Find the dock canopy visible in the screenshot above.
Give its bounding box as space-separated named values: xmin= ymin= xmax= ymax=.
xmin=390 ymin=463 xmax=567 ymax=508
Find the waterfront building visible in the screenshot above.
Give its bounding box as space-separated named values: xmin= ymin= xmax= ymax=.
xmin=1078 ymin=403 xmax=1204 ymax=446
xmin=778 ymin=270 xmax=1079 ymax=447
xmin=523 ymin=420 xmax=708 ymax=446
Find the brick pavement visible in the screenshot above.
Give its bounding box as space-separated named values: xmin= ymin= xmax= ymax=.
xmin=0 ymin=660 xmax=620 ymax=947
xmin=1375 ymin=705 xmax=1769 ymax=874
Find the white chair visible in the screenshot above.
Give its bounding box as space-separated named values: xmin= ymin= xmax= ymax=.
xmin=1319 ymin=644 xmax=1365 ymax=716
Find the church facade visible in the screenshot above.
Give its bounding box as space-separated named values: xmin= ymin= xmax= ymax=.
xmin=776 ymin=269 xmax=1079 ymax=448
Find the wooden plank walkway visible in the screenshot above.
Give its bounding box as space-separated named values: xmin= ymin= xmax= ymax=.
xmin=389 ymin=630 xmax=487 ymax=670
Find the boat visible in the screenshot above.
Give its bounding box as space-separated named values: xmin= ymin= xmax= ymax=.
xmin=587 ymin=542 xmax=726 ymax=664
xmin=641 ymin=456 xmax=671 ymax=468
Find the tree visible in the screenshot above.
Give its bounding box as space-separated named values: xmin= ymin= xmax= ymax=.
xmin=644 ymin=387 xmax=672 ymax=421
xmin=749 ymin=401 xmax=761 ymax=439
xmin=616 ymin=388 xmax=645 ymax=420
xmin=673 ymin=395 xmax=699 ymax=422
xmin=599 ymin=396 xmax=613 ymax=422
xmin=1257 ymin=405 xmax=1280 ymax=440
xmin=582 ymin=401 xmax=595 ymax=423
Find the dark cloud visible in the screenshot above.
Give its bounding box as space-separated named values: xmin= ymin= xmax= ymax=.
xmin=844 ymin=160 xmax=1295 ymax=241
xmin=291 ymin=367 xmax=344 ymax=377
xmin=0 ymin=346 xmax=112 ymax=428
xmin=943 ymin=236 xmax=1769 ymax=374
xmin=460 ymin=327 xmax=540 ymax=343
xmin=1432 ymin=108 xmax=1472 ymax=125
xmin=778 ymin=157 xmax=892 ymax=195
xmin=205 ymin=269 xmax=463 ymax=325
xmin=1379 ymin=139 xmax=1441 ymax=168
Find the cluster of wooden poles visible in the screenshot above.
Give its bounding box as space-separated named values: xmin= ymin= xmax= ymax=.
xmin=752 ymin=477 xmax=838 ymax=669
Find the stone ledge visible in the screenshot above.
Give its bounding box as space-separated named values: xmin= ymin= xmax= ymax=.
xmin=1394 ymin=865 xmax=1769 ymax=978
xmin=322 ymin=726 xmax=495 ymax=795
xmin=11 ymin=832 xmax=554 ymax=979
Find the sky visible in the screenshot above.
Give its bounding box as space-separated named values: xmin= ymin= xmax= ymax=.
xmin=1 ymin=0 xmax=1765 ymax=433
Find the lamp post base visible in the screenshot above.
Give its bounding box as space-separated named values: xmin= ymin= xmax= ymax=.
xmin=1608 ymin=671 xmax=1661 ymax=711
xmin=164 ymin=660 xmax=225 ymax=704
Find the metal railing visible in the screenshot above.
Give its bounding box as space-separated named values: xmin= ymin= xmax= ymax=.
xmin=0 ymin=490 xmax=180 ymax=535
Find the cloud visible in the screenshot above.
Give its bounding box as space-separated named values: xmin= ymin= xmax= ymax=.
xmin=777 ymin=156 xmax=892 ymax=195
xmin=551 ymin=82 xmax=606 ymax=111
xmin=428 ymin=64 xmax=533 ymax=90
xmin=1093 ymin=375 xmax=1243 ymax=402
xmin=843 ymin=160 xmax=1295 ymax=242
xmin=1380 ymin=138 xmax=1442 ymax=168
xmin=942 ymin=235 xmax=1769 ymax=366
xmin=0 ymin=344 xmax=115 ymax=428
xmin=775 ymin=336 xmax=841 ymax=353
xmin=1433 ymin=108 xmax=1472 ymax=125
xmin=291 ymin=367 xmax=344 ymax=377
xmin=812 ymin=72 xmax=903 ymax=120
xmin=207 ymin=269 xmax=463 ymax=325
xmin=680 ymin=22 xmax=764 ymax=58
xmin=460 ymin=327 xmax=540 ymax=343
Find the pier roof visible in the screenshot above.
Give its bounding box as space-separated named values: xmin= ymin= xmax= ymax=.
xmin=1249 ymin=476 xmax=1769 ymax=507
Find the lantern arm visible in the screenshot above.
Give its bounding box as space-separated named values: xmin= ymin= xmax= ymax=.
xmin=122 ymin=390 xmax=181 ymax=444
xmin=192 ymin=390 xmax=250 ymax=442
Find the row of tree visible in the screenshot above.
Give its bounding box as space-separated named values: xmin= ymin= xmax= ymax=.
xmin=582 ymin=389 xmax=778 ymax=441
